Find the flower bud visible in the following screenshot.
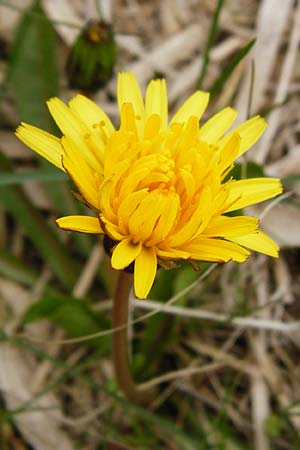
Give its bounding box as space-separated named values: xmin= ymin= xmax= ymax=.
xmin=66 ymin=20 xmax=116 ymax=92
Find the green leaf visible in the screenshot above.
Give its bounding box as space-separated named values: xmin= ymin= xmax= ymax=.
xmin=209 ymin=39 xmax=256 ymax=97
xmin=22 ymin=294 xmax=109 ymax=350
xmin=22 ymin=295 xmax=65 ymax=322
xmin=8 ymin=0 xmax=58 ymax=129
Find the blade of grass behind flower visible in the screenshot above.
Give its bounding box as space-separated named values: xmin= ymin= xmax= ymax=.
xmin=0 ymin=170 xmax=67 ymax=186
xmin=197 ymin=0 xmax=225 ymax=89
xmin=209 ymin=39 xmax=256 ymax=97
xmin=0 ymin=150 xmax=78 ymax=289
xmin=247 ymin=59 xmax=255 ymax=118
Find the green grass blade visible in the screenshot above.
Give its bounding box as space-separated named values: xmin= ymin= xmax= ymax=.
xmin=197 ymin=0 xmax=225 ymax=89
xmin=209 ymin=38 xmax=256 ymax=97
xmin=0 ymin=170 xmax=67 ymax=186
xmin=247 ymin=59 xmax=255 ymax=118
xmin=0 ymin=150 xmax=78 ymax=289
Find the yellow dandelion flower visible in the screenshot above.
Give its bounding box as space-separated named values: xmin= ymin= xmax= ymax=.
xmin=16 ymin=72 xmax=282 ymax=299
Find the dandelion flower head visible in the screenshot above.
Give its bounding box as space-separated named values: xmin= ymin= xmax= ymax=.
xmin=16 ymin=73 xmax=282 ymax=298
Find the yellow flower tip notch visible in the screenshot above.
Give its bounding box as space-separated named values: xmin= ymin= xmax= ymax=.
xmin=16 ymin=71 xmax=282 ymax=299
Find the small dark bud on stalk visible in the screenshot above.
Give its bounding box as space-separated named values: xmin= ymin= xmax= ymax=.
xmin=66 ymin=20 xmax=116 ymax=93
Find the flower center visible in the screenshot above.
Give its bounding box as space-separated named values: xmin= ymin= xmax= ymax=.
xmin=97 ymin=108 xmax=224 ymax=246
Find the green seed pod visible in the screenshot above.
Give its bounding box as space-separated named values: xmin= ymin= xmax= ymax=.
xmin=66 ymin=20 xmax=116 ymax=92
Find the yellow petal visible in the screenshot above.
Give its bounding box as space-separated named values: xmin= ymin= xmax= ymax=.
xmin=219 ymin=116 xmax=267 ymax=157
xmin=118 ymin=164 xmax=154 ymax=203
xmin=111 ymin=237 xmax=142 ymax=270
xmin=224 ymin=178 xmax=283 ymax=213
xmin=47 ymin=97 xmax=86 ymax=138
xmin=117 ymin=72 xmax=144 ymax=135
xmin=47 ymin=97 xmax=102 ymax=172
xmin=103 ymin=139 xmax=131 ymax=179
xmin=179 ymin=166 xmax=196 ymax=204
xmin=128 ymin=191 xmax=165 ymax=242
xmin=199 ymin=107 xmax=237 ymax=144
xmin=119 ymin=102 xmax=138 ymax=135
xmin=229 ymin=230 xmax=279 ymax=257
xmin=118 ymin=189 xmax=149 ymax=235
xmin=144 ymin=114 xmax=161 ymax=139
xmin=69 ymin=94 xmax=115 ymax=135
xmin=56 ymin=215 xmax=103 ymax=233
xmin=156 ymin=247 xmax=190 ymax=259
xmin=15 ymin=123 xmax=64 ymax=170
xmin=185 ymin=238 xmax=250 ymax=263
xmin=100 ymin=215 xmax=126 ymax=241
xmin=134 ymin=245 xmax=157 ymax=299
xmin=145 ymin=79 xmax=168 ymax=130
xmin=98 ymin=179 xmax=118 ymax=224
xmin=61 ymin=137 xmax=99 ymax=210
xmin=217 ymin=133 xmax=240 ymax=175
xmin=170 ymin=91 xmax=209 ymax=125
xmin=203 ymin=216 xmax=259 ymax=237
xmin=147 ymin=193 xmax=180 ymax=245
xmin=168 ymin=187 xmax=212 ymax=247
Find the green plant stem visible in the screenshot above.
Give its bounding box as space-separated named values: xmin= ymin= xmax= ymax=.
xmin=112 ymin=271 xmax=153 ymax=405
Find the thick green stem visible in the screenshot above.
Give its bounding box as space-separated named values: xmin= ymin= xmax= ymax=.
xmin=112 ymin=271 xmax=153 ymax=405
